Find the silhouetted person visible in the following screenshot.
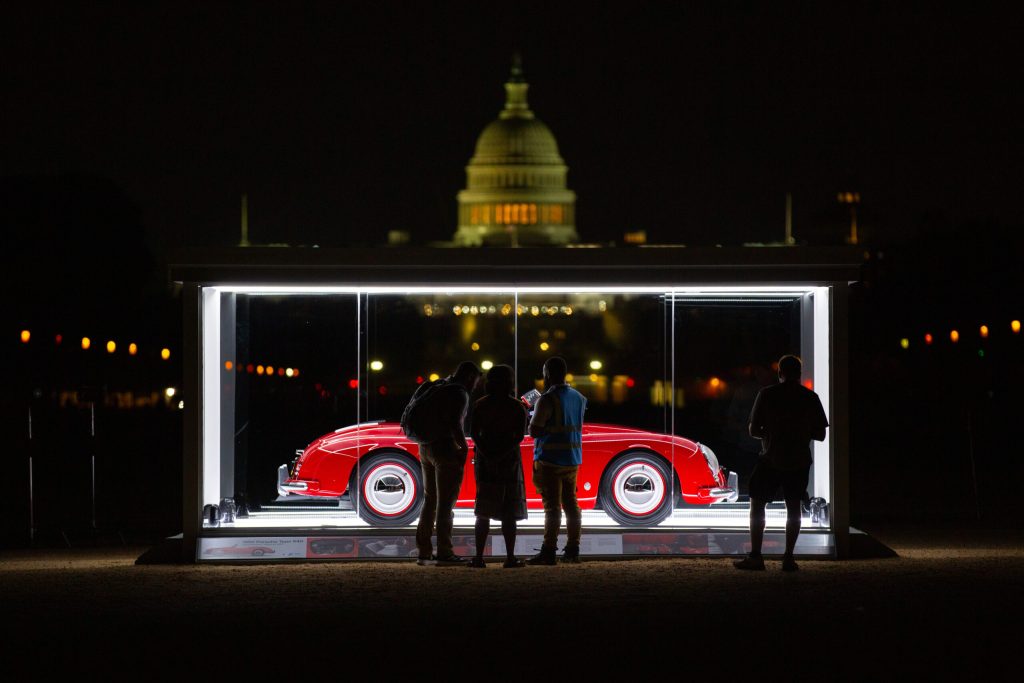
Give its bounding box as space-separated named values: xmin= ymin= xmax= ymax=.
xmin=735 ymin=355 xmax=828 ymax=571
xmin=415 ymin=361 xmax=482 ymax=566
xmin=527 ymin=357 xmax=587 ymax=565
xmin=467 ymin=365 xmax=529 ymax=568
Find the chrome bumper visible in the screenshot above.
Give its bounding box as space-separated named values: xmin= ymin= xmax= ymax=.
xmin=277 ymin=464 xmax=308 ymax=497
xmin=709 ymin=471 xmax=740 ymax=503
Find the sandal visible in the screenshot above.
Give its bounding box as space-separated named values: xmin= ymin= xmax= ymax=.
xmin=503 ymin=558 xmax=525 ymax=568
xmin=467 ymin=556 xmax=487 ymax=568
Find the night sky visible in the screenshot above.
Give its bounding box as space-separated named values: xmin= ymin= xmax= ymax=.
xmin=4 ymin=2 xmax=1023 ymax=252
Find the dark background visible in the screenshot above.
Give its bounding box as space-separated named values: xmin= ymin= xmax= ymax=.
xmin=2 ymin=2 xmax=1022 ymax=543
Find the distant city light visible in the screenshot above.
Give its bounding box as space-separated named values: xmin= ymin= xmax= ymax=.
xmin=453 ymin=306 xmax=462 ymax=316
xmin=128 ymin=343 xmax=138 ymax=356
xmin=1013 ymin=320 xmax=1021 ymax=334
xmin=178 ymin=400 xmax=184 ymax=410
xmin=370 ymin=360 xmax=384 ymax=371
xmin=106 ymin=341 xmax=116 ymax=353
xmin=924 ymin=333 xmax=933 ymax=345
xmin=55 ymin=334 xmax=62 ymax=345
xmin=589 ymin=360 xmax=603 ymax=370
xmin=378 ymin=386 xmax=388 ymax=395
xmin=565 ymin=373 xmax=574 ymax=383
xmin=429 ymin=373 xmax=440 ymax=382
xmin=257 ymin=365 xmax=265 ymax=375
xmin=225 ymin=361 xmax=233 ymax=371
xmin=246 ymin=363 xmax=254 ymax=373
xmin=82 ymin=337 xmax=91 ymax=350
xmin=165 ymin=387 xmax=176 ymax=398
xmin=589 ymin=373 xmax=599 ymax=382
xmin=598 ymin=300 xmax=607 ymax=312
xmin=900 ymin=338 xmax=910 ymax=349
xmin=277 ymin=367 xmax=285 ymax=376
xmin=416 ymin=376 xmax=424 ymax=384
xmin=348 ymin=379 xmax=359 ymax=389
xmin=266 ymin=365 xmax=274 ymax=375
xmin=481 ymin=360 xmax=494 ymax=371
xmin=471 ymin=342 xmax=480 ymax=351
xmin=501 ymin=304 xmax=512 ymax=316
xmin=161 ymin=348 xmax=171 ymax=360
xmin=626 ymin=377 xmax=636 ymax=388
xmin=710 ymin=377 xmax=721 ymax=389
xmin=531 ymin=306 xmax=540 ymax=316
xmin=950 ymin=330 xmax=960 ymax=343
xmin=978 ymin=349 xmax=985 ymax=358
xmin=20 ymin=330 xmax=30 ymax=343
xmin=285 ymin=368 xmax=294 ymax=377
xmin=979 ymin=325 xmax=989 ymax=339
xmin=292 ymin=368 xmax=299 ymax=377
xmin=539 ymin=342 xmax=550 ymax=351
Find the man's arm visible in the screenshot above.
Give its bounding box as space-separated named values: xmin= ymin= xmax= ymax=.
xmin=748 ymin=390 xmax=766 ymax=439
xmin=529 ymin=394 xmax=554 ymax=439
xmin=811 ymin=394 xmax=828 ymax=442
xmin=450 ymin=390 xmax=470 ymax=452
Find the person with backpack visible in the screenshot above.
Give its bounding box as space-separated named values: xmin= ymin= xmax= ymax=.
xmin=408 ymin=361 xmax=482 ymax=566
xmin=467 ymin=364 xmax=529 ymax=568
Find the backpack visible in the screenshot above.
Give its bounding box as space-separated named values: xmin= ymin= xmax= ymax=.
xmin=400 ymin=379 xmax=448 ymax=444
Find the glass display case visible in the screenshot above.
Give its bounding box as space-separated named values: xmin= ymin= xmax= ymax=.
xmin=174 ymin=249 xmax=856 ymax=560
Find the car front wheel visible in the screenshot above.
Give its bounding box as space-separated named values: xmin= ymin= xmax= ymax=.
xmin=355 ymin=451 xmax=424 ymax=527
xmin=599 ymin=452 xmax=674 ymax=526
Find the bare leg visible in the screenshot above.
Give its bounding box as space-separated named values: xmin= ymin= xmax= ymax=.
xmin=749 ymin=497 xmax=767 ymax=556
xmin=500 ymin=518 xmax=516 ymax=560
xmin=474 ymin=516 xmax=489 ymax=560
xmin=784 ymin=497 xmax=802 ymax=557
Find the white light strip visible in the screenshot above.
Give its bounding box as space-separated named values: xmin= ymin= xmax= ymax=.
xmin=212 ymin=285 xmax=820 ymax=295
xmin=201 ymin=289 xmax=221 ymax=507
xmin=222 ymin=508 xmax=826 ymax=530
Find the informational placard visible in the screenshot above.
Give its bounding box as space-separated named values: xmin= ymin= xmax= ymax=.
xmin=198 ymin=531 xmax=833 ymax=560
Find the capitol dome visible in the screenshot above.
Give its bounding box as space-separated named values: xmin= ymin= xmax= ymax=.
xmin=454 ymin=57 xmax=578 ymax=247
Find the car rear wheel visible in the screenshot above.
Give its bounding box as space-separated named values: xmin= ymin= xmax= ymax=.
xmin=355 ymin=451 xmax=424 ymax=527
xmin=599 ymin=452 xmax=674 ymax=526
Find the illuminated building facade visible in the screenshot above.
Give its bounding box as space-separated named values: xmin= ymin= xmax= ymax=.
xmin=454 ymin=57 xmax=578 ymax=246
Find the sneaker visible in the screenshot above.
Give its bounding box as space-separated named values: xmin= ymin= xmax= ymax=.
xmin=781 ymin=556 xmax=799 ymax=572
xmin=416 ymin=554 xmax=437 ymax=566
xmin=503 ymin=558 xmax=525 ymax=569
xmin=467 ymin=556 xmax=487 ymax=568
xmin=561 ymin=546 xmax=581 ymax=564
xmin=733 ymin=554 xmax=766 ymax=571
xmin=436 ymin=553 xmax=467 ymax=567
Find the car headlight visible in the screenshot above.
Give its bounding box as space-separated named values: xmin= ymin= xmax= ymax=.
xmin=698 ymin=443 xmax=720 ymax=479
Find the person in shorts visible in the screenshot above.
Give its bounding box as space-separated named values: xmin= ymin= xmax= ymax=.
xmin=735 ymin=355 xmax=828 ymax=572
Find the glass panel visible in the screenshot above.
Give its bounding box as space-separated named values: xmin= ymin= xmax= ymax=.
xmin=515 ymin=292 xmax=670 ymax=530
xmin=202 ymin=291 xmax=359 ymax=529
xmin=357 ymin=292 xmax=517 ymax=552
xmin=671 ymin=293 xmax=822 ymax=534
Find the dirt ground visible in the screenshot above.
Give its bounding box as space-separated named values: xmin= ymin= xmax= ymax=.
xmin=2 ymin=524 xmax=1022 ymax=681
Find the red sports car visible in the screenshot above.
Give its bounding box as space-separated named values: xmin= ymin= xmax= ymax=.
xmin=278 ymin=412 xmax=738 ymax=528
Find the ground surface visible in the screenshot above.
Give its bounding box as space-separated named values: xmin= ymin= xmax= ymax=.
xmin=2 ymin=524 xmax=1022 ymax=680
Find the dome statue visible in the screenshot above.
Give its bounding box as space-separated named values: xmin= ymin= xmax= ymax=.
xmin=454 ymin=56 xmax=578 ymax=247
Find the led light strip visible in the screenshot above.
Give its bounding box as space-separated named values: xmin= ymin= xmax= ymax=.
xmin=211 ymin=285 xmax=820 ymax=295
